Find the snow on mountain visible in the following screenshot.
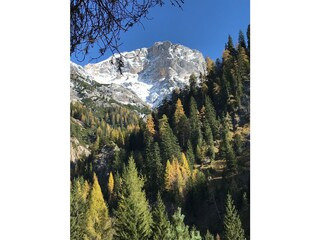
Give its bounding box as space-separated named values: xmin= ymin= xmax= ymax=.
xmin=70 ymin=62 xmax=148 ymax=108
xmin=83 ymin=41 xmax=207 ymax=107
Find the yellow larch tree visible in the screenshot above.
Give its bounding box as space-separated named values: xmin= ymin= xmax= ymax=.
xmin=146 ymin=114 xmax=156 ymax=136
xmin=107 ymin=172 xmax=114 ymax=196
xmin=173 ymin=98 xmax=186 ymax=126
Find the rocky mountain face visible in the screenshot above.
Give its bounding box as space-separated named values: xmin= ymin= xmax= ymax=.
xmin=70 ymin=62 xmax=148 ymax=109
xmin=71 ymin=41 xmax=206 ymax=108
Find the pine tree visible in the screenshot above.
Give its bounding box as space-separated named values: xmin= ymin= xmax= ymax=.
xmin=152 ymin=192 xmax=172 ymax=240
xmin=171 ymin=207 xmax=190 ymax=240
xmin=223 ymin=194 xmax=245 ymax=240
xmin=114 ymin=157 xmax=153 ymax=240
xmin=85 ymin=173 xmax=112 ymax=240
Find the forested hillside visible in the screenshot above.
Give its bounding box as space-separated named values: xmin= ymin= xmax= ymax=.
xmin=71 ymin=26 xmax=250 ymax=240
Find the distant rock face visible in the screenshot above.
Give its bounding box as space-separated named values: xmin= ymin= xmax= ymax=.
xmin=82 ymin=41 xmax=207 ymax=107
xmin=70 ymin=137 xmax=90 ymax=162
xmin=70 ymin=61 xmax=148 ymax=109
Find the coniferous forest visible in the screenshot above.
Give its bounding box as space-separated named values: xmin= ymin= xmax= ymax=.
xmin=70 ymin=26 xmax=250 ymax=240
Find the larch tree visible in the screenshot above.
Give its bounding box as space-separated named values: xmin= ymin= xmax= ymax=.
xmin=85 ymin=173 xmax=112 ymax=240
xmin=164 ymin=160 xmax=174 ymax=191
xmin=114 ymin=157 xmax=153 ymax=240
xmin=223 ymin=194 xmax=245 ymax=240
xmin=108 ymin=171 xmax=115 ymax=196
xmin=145 ymin=114 xmax=156 ymax=136
xmin=174 ymin=98 xmax=186 ymax=126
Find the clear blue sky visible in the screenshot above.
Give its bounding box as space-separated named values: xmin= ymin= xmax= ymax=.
xmin=71 ymin=0 xmax=250 ymax=66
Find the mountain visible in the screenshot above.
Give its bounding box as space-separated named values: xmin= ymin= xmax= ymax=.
xmin=71 ymin=41 xmax=206 ymax=108
xmin=70 ymin=61 xmax=149 ymax=109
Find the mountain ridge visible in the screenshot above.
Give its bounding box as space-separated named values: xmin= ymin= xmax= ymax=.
xmin=71 ymin=41 xmax=207 ymax=108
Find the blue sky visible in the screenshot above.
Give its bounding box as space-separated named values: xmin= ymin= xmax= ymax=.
xmin=71 ymin=0 xmax=250 ymax=66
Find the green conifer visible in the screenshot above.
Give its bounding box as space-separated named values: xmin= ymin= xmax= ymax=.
xmin=114 ymin=157 xmax=153 ymax=240
xmin=152 ymin=192 xmax=173 ymax=240
xmin=159 ymin=114 xmax=181 ymax=161
xmin=70 ymin=178 xmax=89 ymax=240
xmin=171 ymin=207 xmax=190 ymax=240
xmin=204 ymin=230 xmax=215 ymax=240
xmin=223 ymin=194 xmax=245 ymax=240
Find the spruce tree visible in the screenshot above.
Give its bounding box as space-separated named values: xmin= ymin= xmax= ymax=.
xmin=152 ymin=192 xmax=173 ymax=240
xmin=159 ymin=114 xmax=181 ymax=162
xmin=190 ymin=229 xmax=202 ymax=240
xmin=189 ymin=96 xmax=203 ymax=159
xmin=171 ymin=207 xmax=190 ymax=240
xmin=246 ymin=24 xmax=250 ymax=57
xmin=186 ymin=140 xmax=195 ymax=169
xmin=70 ymin=178 xmax=89 ymax=240
xmin=147 ymin=142 xmax=164 ymax=199
xmin=221 ymin=123 xmax=237 ymax=174
xmin=226 ymin=35 xmax=237 ymax=56
xmin=114 ymin=157 xmax=153 ymax=240
xmin=190 ymin=226 xmax=202 ymax=240
xmin=85 ymin=173 xmax=112 ymax=240
xmin=204 ymin=230 xmax=215 ymax=240
xmin=238 ymin=30 xmax=246 ymax=50
xmin=223 ymin=194 xmax=245 ymax=240
xmin=204 ymin=95 xmax=219 ymax=139
xmin=174 ymin=99 xmax=190 ymax=149
xmin=189 ymin=73 xmax=198 ymax=96
xmin=203 ymin=118 xmax=215 ymax=161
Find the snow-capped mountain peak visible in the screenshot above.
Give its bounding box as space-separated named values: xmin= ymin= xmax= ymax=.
xmin=82 ymin=41 xmax=206 ymax=107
